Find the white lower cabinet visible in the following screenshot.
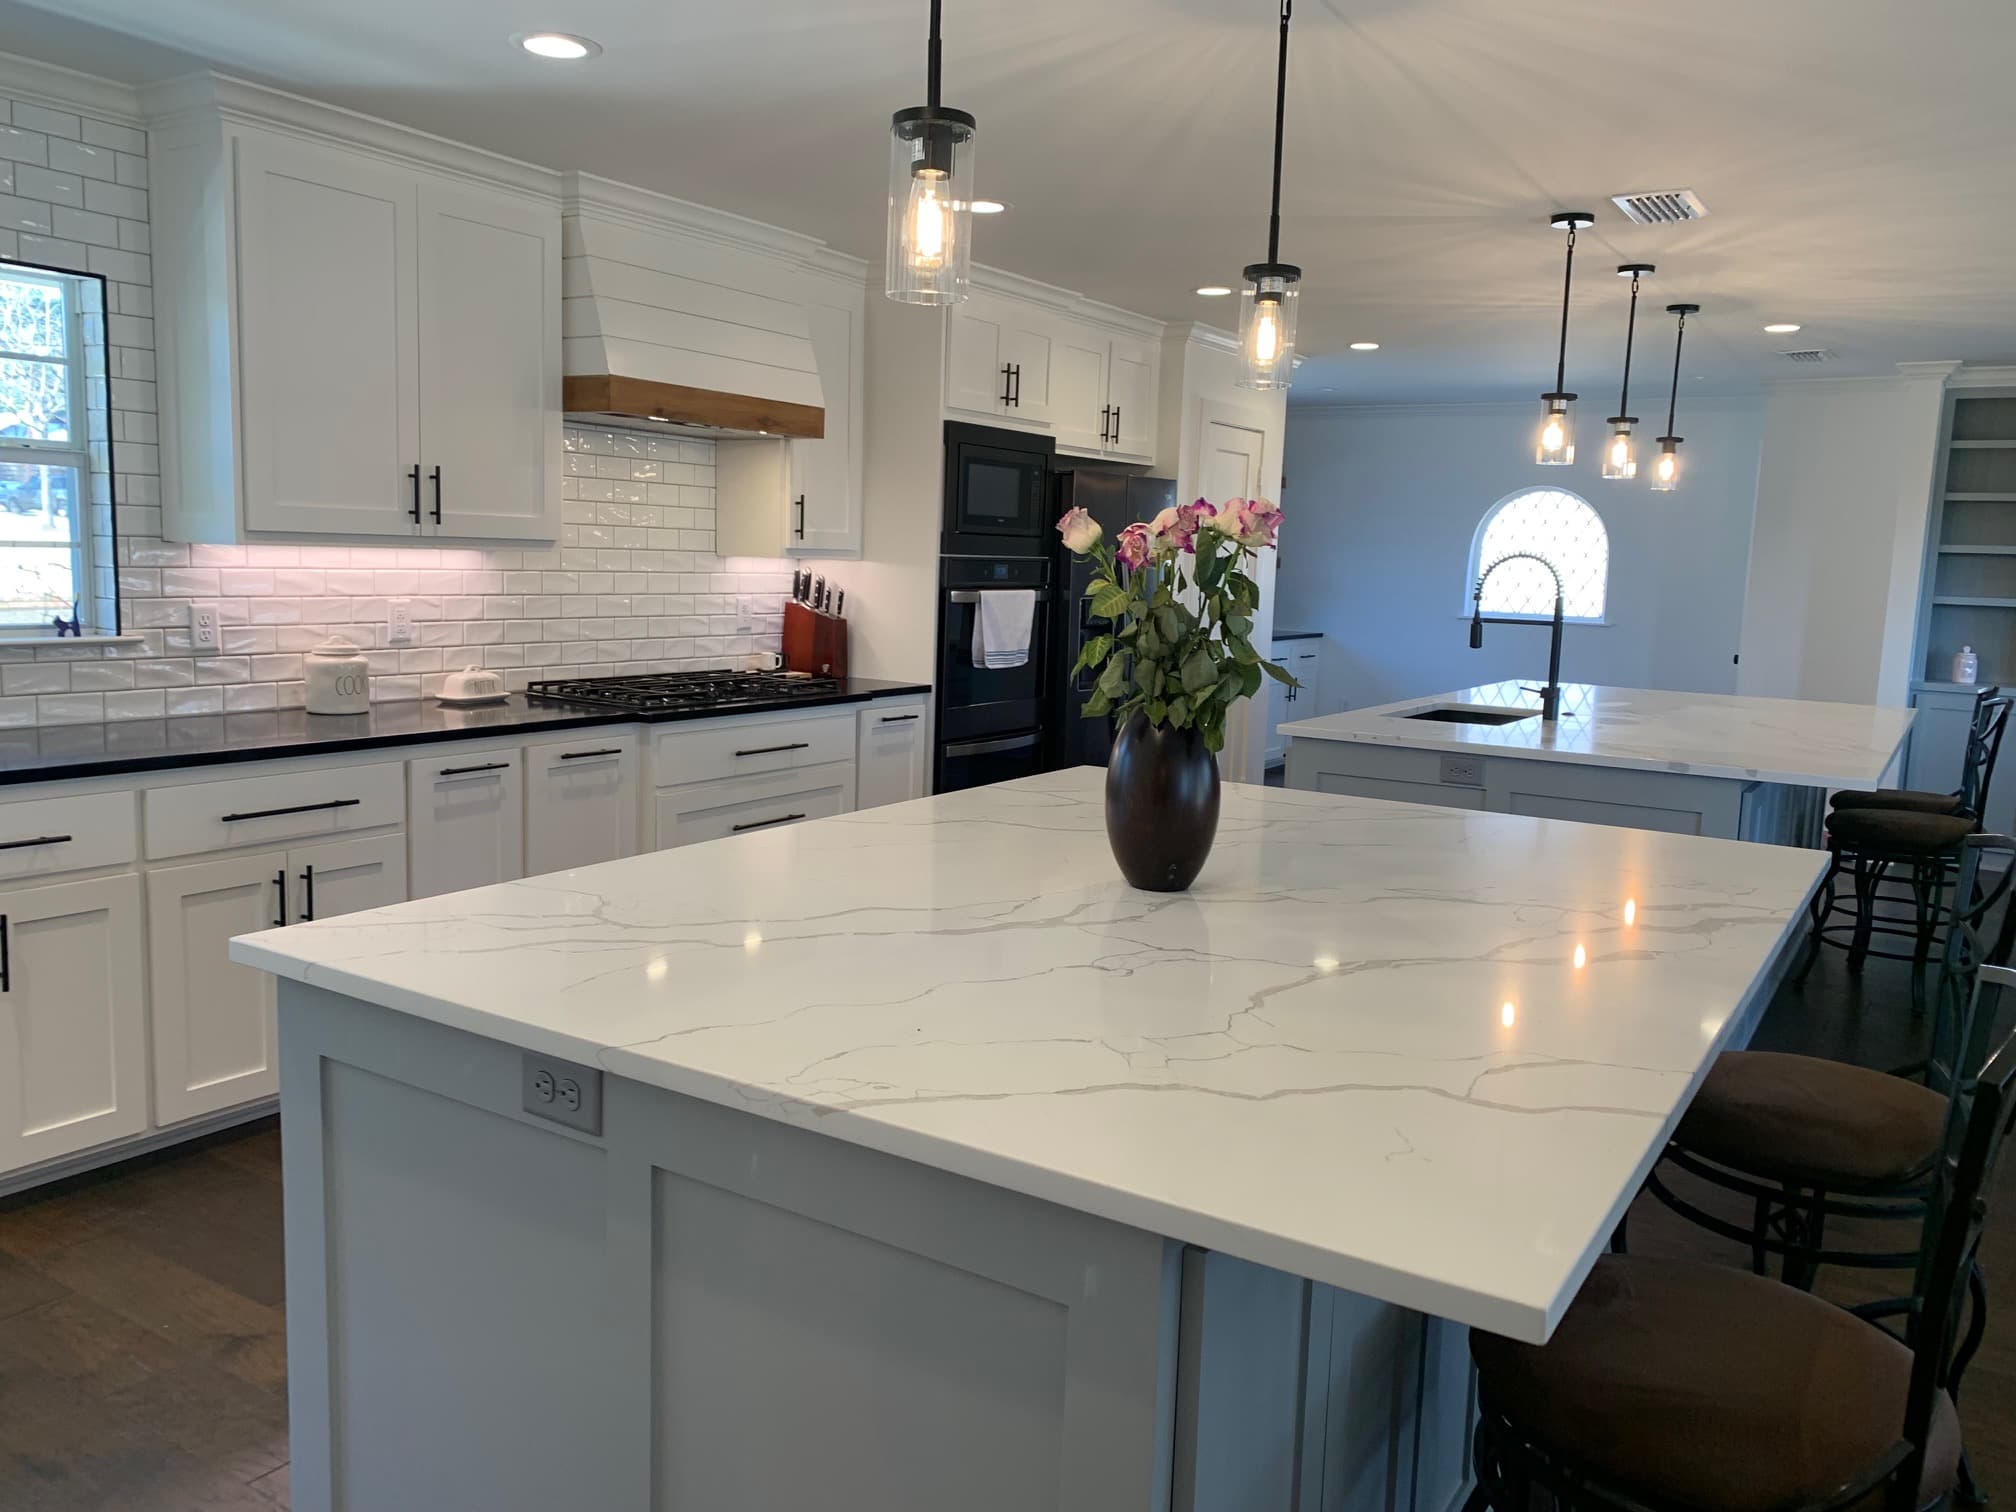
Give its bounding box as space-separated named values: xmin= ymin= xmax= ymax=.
xmin=651 ymin=764 xmax=854 ymax=849
xmin=407 ymin=747 xmax=525 ymax=898
xmin=0 ymin=873 xmax=147 ymax=1172
xmin=856 ymin=701 xmax=929 ymax=807
xmin=150 ymin=832 xmax=406 ymax=1126
xmin=525 ymin=734 xmax=640 ymax=875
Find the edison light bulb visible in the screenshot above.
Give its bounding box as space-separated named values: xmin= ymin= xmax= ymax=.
xmin=1542 ymin=415 xmax=1564 ymax=451
xmin=907 ymin=175 xmax=948 ymax=271
xmin=1656 ymin=451 xmax=1676 ymax=482
xmin=1650 ymin=443 xmax=1680 ymax=492
xmin=1251 ymin=303 xmax=1282 ymax=365
xmin=1609 ymin=435 xmax=1628 ymax=466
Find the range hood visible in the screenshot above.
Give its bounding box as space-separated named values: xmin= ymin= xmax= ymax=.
xmin=561 ymin=179 xmax=826 ymax=439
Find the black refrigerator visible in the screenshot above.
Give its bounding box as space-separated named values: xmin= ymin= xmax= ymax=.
xmin=1051 ymin=469 xmax=1177 ymax=768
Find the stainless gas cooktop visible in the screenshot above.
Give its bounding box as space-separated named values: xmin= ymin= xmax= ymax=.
xmin=525 ymin=670 xmax=845 ymax=714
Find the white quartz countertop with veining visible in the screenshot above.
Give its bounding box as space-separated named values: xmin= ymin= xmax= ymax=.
xmin=1281 ymin=681 xmax=1915 ymax=789
xmin=231 ymin=769 xmax=1825 ymax=1341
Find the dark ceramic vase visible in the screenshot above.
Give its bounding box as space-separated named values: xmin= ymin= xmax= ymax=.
xmin=1105 ymin=713 xmax=1221 ymax=892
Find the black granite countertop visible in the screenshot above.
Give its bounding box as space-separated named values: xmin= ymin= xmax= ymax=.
xmin=0 ymin=678 xmax=931 ymax=786
xmin=1271 ymin=629 xmax=1323 ymax=642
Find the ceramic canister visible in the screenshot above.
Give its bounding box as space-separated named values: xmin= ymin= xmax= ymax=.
xmin=304 ymin=636 xmax=372 ymax=715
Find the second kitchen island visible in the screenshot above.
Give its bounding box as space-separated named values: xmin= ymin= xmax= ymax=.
xmin=1283 ymin=681 xmax=1916 ymax=845
xmin=233 ymin=770 xmax=1825 ymax=1512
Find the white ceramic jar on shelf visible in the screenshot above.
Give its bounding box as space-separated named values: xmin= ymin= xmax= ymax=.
xmin=304 ymin=637 xmax=372 ymax=715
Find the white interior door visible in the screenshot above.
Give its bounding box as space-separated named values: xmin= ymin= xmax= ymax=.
xmin=1198 ymin=412 xmax=1272 ymax=785
xmin=0 ymin=873 xmax=146 ymax=1174
xmin=235 ymin=131 xmax=420 ymax=536
xmin=418 ymin=180 xmax=561 ymax=540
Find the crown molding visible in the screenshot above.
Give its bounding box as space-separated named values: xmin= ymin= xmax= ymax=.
xmin=0 ymin=50 xmax=143 ymax=127
xmin=1947 ymin=363 xmax=2016 ymax=390
xmin=563 ymin=171 xmax=865 ymax=283
xmin=1166 ymin=321 xmax=1240 ymax=354
xmin=1897 ymin=360 xmax=1965 ymax=385
xmin=142 ymin=72 xmax=561 ymax=200
xmin=971 ymin=263 xmax=1163 ymax=341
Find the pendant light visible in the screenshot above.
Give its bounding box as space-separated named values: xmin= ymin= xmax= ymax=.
xmin=886 ymin=0 xmax=977 ymax=306
xmin=1601 ymin=263 xmax=1655 ymax=480
xmin=1535 ymin=211 xmax=1595 ymax=465
xmin=1237 ymin=0 xmax=1301 ymax=390
xmin=1650 ymin=303 xmax=1699 ymax=492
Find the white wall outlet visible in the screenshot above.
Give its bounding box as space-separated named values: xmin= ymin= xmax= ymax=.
xmin=735 ymin=595 xmax=756 ymax=633
xmin=190 ymin=603 xmax=219 ymax=651
xmin=388 ymin=599 xmax=415 ymax=647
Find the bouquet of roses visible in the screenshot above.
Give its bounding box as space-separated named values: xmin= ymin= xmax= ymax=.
xmin=1055 ymin=497 xmax=1296 ymax=755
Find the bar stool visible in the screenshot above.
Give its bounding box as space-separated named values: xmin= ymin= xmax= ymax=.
xmin=1799 ymin=693 xmax=2012 ymax=1002
xmin=1467 ymin=993 xmax=2016 ymax=1512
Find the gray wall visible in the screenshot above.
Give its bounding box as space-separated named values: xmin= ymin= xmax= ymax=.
xmin=1276 ymin=400 xmax=1764 ymax=712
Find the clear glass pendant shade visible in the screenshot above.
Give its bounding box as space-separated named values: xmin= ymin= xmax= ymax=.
xmin=1600 ymin=421 xmax=1636 ymax=480
xmin=1535 ymin=397 xmax=1576 ymax=465
xmin=886 ymin=109 xmax=976 ymax=306
xmin=1238 ymin=266 xmax=1300 ymax=390
xmin=1649 ymin=438 xmax=1681 ymax=492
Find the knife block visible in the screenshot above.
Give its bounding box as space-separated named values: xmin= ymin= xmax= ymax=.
xmin=783 ymin=600 xmax=848 ymax=679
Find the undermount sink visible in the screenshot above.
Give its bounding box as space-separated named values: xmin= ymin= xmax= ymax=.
xmin=1401 ymin=706 xmax=1543 ymax=726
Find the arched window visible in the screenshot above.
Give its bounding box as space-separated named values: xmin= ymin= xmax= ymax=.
xmin=1466 ymin=487 xmax=1609 ymax=621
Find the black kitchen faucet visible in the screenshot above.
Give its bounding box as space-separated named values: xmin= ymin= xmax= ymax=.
xmin=1469 ymin=552 xmax=1565 ymax=723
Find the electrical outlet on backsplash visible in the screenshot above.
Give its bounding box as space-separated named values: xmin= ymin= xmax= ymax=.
xmin=0 ymin=424 xmax=796 ymax=727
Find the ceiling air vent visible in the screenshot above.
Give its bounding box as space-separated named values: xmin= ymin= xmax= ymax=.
xmin=1609 ymin=188 xmax=1709 ymax=225
xmin=1780 ymin=348 xmax=1836 ymax=364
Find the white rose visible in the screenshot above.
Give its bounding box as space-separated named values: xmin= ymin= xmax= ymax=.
xmin=1056 ymin=506 xmax=1102 ymax=555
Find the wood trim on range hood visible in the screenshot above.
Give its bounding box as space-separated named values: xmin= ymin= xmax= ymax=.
xmin=563 ymin=375 xmax=825 ymax=440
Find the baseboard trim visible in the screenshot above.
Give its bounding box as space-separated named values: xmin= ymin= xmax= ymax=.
xmin=0 ymin=1099 xmax=278 ymax=1199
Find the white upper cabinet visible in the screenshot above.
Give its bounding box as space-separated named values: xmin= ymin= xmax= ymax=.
xmin=417 ymin=182 xmax=563 ymax=541
xmin=944 ymin=278 xmax=1161 ymax=462
xmin=152 ymin=85 xmax=562 ymax=545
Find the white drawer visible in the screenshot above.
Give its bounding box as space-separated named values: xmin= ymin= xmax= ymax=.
xmin=651 ymin=762 xmax=855 ymax=849
xmin=0 ymin=790 xmax=137 ymax=882
xmin=650 ymin=709 xmax=857 ymax=785
xmin=146 ymin=760 xmax=405 ymax=859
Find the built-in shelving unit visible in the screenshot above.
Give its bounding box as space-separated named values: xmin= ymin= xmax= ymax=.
xmin=1919 ymin=392 xmax=2016 ymax=685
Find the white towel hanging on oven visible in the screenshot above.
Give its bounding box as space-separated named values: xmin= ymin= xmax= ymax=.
xmin=971 ymin=589 xmax=1036 ymax=670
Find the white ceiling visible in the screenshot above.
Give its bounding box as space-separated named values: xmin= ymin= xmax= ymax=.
xmin=9 ymin=0 xmax=2016 ymax=405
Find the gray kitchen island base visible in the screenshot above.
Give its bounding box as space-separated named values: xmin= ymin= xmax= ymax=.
xmin=278 ymin=980 xmax=1473 ymax=1512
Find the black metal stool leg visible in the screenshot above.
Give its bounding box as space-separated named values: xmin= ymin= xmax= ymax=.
xmin=1792 ymin=850 xmax=1842 ymax=986
xmin=1848 ymin=858 xmax=1882 ymax=974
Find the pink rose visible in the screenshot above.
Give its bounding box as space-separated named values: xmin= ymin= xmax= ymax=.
xmin=1146 ymin=505 xmax=1186 ymax=556
xmin=1115 ymin=521 xmax=1151 ymax=570
xmin=1056 ymin=506 xmax=1102 ymax=554
xmin=1240 ymin=498 xmax=1282 ymax=547
xmin=1175 ymin=500 xmax=1216 ymax=553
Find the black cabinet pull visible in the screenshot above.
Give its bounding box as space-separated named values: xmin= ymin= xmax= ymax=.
xmin=734 ymin=741 xmax=810 ymax=757
xmin=0 ymin=833 xmax=71 ymax=852
xmin=300 ymin=864 xmax=315 ymax=922
xmin=408 ymin=464 xmax=421 ymax=524
xmin=437 ymin=761 xmax=511 ymax=777
xmin=559 ymin=747 xmax=624 ymax=761
xmin=879 ymin=713 xmax=920 ymax=724
xmin=429 ymin=465 xmax=443 ymax=525
xmin=794 ymin=495 xmax=806 ymax=540
xmin=272 ymin=870 xmax=287 ymax=928
xmin=1000 ymin=362 xmax=1014 ymax=407
xmin=1110 ymin=406 xmax=1121 ymax=445
xmin=221 ymin=798 xmax=361 ymax=823
xmin=1099 ymin=405 xmax=1111 ymax=444
xmin=731 ymin=813 xmax=805 ymax=833
xmin=1010 ymin=363 xmax=1022 ymax=407
xmin=1 ymin=914 xmax=9 ymax=993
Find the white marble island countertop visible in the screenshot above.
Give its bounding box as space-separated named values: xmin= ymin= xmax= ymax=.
xmin=1281 ymin=680 xmax=1915 ymax=790
xmin=232 ymin=769 xmax=1824 ymax=1342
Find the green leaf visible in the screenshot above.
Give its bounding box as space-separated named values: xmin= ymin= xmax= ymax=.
xmin=1203 ymin=722 xmax=1226 ymax=754
xmin=1156 ymin=605 xmax=1183 ymax=644
xmin=1180 ymin=649 xmax=1215 ymax=695
xmin=1097 ymin=657 xmax=1128 ymax=697
xmin=1084 ymin=689 xmax=1112 ymax=718
xmin=1239 ymin=661 xmax=1263 ymax=698
xmin=1225 ymin=612 xmax=1253 ymax=637
xmin=1090 ymin=584 xmax=1132 ymax=618
xmin=1229 ymin=637 xmax=1259 ymax=665
xmin=1260 ymin=659 xmax=1301 ymax=687
xmin=1074 ymin=634 xmax=1113 ymax=673
xmin=1167 ymin=696 xmax=1192 ymax=729
xmin=1146 ymin=698 xmax=1166 ymax=723
xmin=1136 ymin=623 xmax=1162 ymax=660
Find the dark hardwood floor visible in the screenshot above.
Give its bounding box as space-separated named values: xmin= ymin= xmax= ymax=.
xmin=0 ymin=891 xmax=2011 ymax=1509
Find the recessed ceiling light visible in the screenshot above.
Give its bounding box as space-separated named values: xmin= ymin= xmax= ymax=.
xmin=514 ymin=31 xmax=600 ymax=59
xmin=1196 ymin=285 xmax=1232 ymax=297
xmin=969 ymin=199 xmax=1007 ymax=215
xmin=1763 ymin=322 xmax=1801 ymax=334
xmin=1349 ymin=341 xmax=1380 ymax=351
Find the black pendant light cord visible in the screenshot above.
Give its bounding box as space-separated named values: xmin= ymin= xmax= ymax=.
xmin=1616 ymin=272 xmax=1640 ymax=417
xmin=1267 ymin=0 xmax=1292 ymax=263
xmin=1554 ymin=223 xmax=1577 ymax=395
xmin=1665 ymin=308 xmax=1688 ymax=434
xmin=926 ymin=0 xmax=942 ymax=107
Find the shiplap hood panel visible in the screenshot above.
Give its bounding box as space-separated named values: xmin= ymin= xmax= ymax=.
xmin=561 ymin=203 xmax=827 ymax=438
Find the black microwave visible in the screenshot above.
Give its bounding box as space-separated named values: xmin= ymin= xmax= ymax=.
xmin=942 ymin=422 xmax=1056 ymax=556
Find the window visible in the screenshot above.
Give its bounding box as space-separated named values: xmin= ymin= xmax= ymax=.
xmin=0 ymin=267 xmax=92 ymax=630
xmin=1466 ymin=487 xmax=1609 ymax=622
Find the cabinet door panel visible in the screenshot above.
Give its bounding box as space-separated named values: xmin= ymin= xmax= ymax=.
xmin=149 ymin=852 xmax=287 ymax=1125
xmin=526 ymin=736 xmax=640 ymax=876
xmin=407 ymin=749 xmax=524 ymax=899
xmin=292 ymin=832 xmax=408 ymax=923
xmin=790 ymin=301 xmax=862 ymax=553
xmin=999 ymin=322 xmax=1054 ymax=425
xmin=1051 ymin=336 xmax=1109 ymax=456
xmin=856 ymin=703 xmax=929 ymax=808
xmin=946 ymin=302 xmax=1007 ymax=417
xmin=419 ymin=181 xmax=561 ymax=541
xmin=652 ymin=765 xmax=854 ymax=850
xmin=0 ymin=874 xmax=146 ymax=1173
xmin=1105 ymin=338 xmax=1159 ymax=460
xmin=235 ymin=131 xmax=420 ymax=536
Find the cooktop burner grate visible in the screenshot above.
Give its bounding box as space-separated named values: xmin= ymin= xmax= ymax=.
xmin=525 ymin=669 xmax=846 ymax=713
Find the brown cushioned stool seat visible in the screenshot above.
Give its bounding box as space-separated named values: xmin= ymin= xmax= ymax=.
xmin=1831 ymin=788 xmax=1964 ymax=816
xmin=1472 ymin=1254 xmax=1961 ymax=1512
xmin=1827 ymin=806 xmax=1975 ymax=855
xmin=1676 ymin=1050 xmax=1948 ymax=1186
